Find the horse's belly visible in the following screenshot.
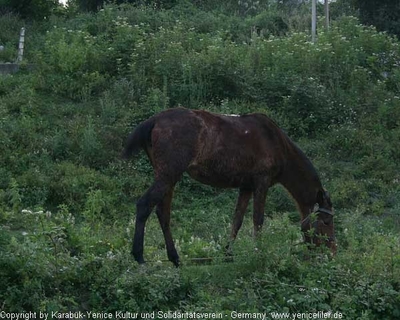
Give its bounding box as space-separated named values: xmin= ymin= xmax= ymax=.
xmin=186 ymin=161 xmax=253 ymax=188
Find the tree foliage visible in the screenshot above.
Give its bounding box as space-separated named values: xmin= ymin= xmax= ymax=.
xmin=70 ymin=0 xmax=178 ymax=12
xmin=0 ymin=0 xmax=59 ymax=19
xmin=350 ymin=0 xmax=400 ymax=38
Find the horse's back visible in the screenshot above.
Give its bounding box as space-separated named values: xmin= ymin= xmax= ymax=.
xmin=147 ymin=108 xmax=290 ymax=187
xmin=192 ymin=109 xmax=289 ymax=159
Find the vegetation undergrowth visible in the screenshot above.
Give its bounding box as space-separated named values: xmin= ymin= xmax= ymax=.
xmin=0 ymin=1 xmax=399 ymax=318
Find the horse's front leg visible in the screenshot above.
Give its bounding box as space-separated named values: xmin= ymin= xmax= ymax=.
xmin=225 ymin=188 xmax=252 ymax=256
xmin=252 ymin=184 xmax=269 ymax=238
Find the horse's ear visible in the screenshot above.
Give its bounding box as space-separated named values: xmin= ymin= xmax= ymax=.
xmin=324 ymin=190 xmax=332 ymax=206
xmin=317 ymin=189 xmax=332 ymax=206
xmin=324 ymin=190 xmax=331 ymax=199
xmin=316 ymin=189 xmax=325 ymax=205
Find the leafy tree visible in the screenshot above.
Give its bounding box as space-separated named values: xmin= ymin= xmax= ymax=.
xmin=0 ymin=0 xmax=59 ymax=19
xmin=71 ymin=0 xmax=178 ymax=12
xmin=350 ymin=0 xmax=400 ymax=38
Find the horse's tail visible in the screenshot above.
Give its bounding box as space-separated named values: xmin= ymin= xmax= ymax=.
xmin=122 ymin=117 xmax=156 ymax=159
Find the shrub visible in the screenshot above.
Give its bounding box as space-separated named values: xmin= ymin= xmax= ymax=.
xmin=37 ymin=26 xmax=109 ymax=100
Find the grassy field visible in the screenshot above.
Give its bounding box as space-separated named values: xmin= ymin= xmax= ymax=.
xmin=1 ymin=1 xmax=400 ymax=318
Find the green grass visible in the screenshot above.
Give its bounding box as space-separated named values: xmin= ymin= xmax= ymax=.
xmin=1 ymin=202 xmax=399 ymax=316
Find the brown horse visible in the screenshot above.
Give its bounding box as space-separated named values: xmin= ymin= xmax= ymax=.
xmin=123 ymin=107 xmax=336 ymax=267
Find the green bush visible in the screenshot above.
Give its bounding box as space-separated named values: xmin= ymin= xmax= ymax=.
xmin=37 ymin=26 xmax=109 ymax=100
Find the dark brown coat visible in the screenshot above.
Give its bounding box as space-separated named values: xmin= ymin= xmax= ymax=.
xmin=124 ymin=108 xmax=335 ymax=266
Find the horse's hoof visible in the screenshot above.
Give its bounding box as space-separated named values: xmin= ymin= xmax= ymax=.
xmin=224 ymin=249 xmax=234 ymax=262
xmin=172 ymin=259 xmax=180 ymax=268
xmin=224 ymin=255 xmax=234 ymax=263
xmin=132 ymin=252 xmax=146 ymax=265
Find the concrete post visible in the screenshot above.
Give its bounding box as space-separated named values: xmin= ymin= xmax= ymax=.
xmin=17 ymin=27 xmax=25 ymax=63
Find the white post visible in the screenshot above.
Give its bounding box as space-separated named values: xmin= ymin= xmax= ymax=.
xmin=17 ymin=27 xmax=25 ymax=63
xmin=311 ymin=0 xmax=317 ymax=43
xmin=325 ymin=0 xmax=330 ymax=31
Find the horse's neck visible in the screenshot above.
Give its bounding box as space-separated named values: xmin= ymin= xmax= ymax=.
xmin=279 ymin=144 xmax=322 ymax=218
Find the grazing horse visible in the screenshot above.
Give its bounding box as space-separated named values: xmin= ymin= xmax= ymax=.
xmin=123 ymin=107 xmax=336 ymax=267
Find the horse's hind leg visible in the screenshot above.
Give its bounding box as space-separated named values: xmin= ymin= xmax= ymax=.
xmin=225 ymin=188 xmax=252 ymax=256
xmin=155 ymin=188 xmax=180 ymax=267
xmin=132 ymin=180 xmax=170 ymax=265
xmin=132 ymin=123 xmax=197 ymax=265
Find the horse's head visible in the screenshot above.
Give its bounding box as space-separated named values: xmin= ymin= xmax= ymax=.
xmin=301 ymin=189 xmax=336 ymax=254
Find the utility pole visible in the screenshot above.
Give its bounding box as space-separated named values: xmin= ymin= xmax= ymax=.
xmin=311 ymin=0 xmax=317 ymax=42
xmin=325 ymin=0 xmax=330 ymax=30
